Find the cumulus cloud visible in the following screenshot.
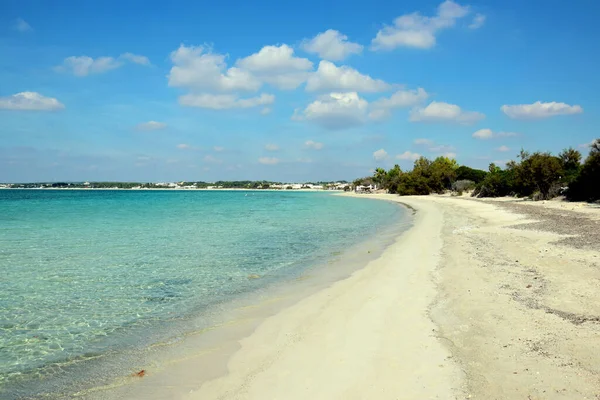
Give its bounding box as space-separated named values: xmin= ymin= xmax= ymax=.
xmin=496 ymin=145 xmax=510 ymax=152
xmin=443 ymin=152 xmax=457 ymax=159
xmin=501 ymin=101 xmax=583 ymax=119
xmin=469 ymin=13 xmax=486 ymax=29
xmin=177 ymin=144 xmax=191 ymax=149
xmin=178 ymin=93 xmax=274 ymax=110
xmin=396 ymin=151 xmax=421 ymax=161
xmin=213 ymin=146 xmax=225 ymax=152
xmin=120 ymin=53 xmax=151 ymax=65
xmin=306 ymin=61 xmax=390 ymax=93
xmin=0 ymin=92 xmax=64 ymax=111
xmin=472 ymin=128 xmax=493 ymax=139
xmin=260 ymin=107 xmax=272 ymax=115
xmin=302 ymin=29 xmax=363 ymax=61
xmin=373 ymin=88 xmax=428 ymax=108
xmin=265 ymin=144 xmax=280 ymax=151
xmin=168 ymin=44 xmax=260 ymax=92
xmin=236 ymin=44 xmax=313 ymax=90
xmin=135 ymin=121 xmax=167 ymax=131
xmin=305 ymin=140 xmax=324 ymax=150
xmin=56 ymin=53 xmax=150 ymax=76
xmin=369 ymin=88 xmax=428 ymax=119
xmin=409 ymin=101 xmax=484 ymax=124
xmin=295 ymin=92 xmax=368 ymax=130
xmin=14 ymin=18 xmax=33 ymax=32
xmin=371 ymin=0 xmax=471 ymax=50
xmin=373 ymin=149 xmax=389 ymax=161
xmin=472 ymin=128 xmax=518 ymax=139
xmin=258 ymin=157 xmax=280 ymax=165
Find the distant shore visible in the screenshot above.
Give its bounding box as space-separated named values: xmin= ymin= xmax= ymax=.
xmin=0 ymin=187 xmax=330 ymax=192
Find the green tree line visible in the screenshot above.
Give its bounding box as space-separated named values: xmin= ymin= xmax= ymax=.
xmin=368 ymin=139 xmax=600 ymax=202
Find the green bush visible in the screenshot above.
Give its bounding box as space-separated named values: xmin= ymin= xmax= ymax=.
xmin=567 ymin=140 xmax=600 ymax=202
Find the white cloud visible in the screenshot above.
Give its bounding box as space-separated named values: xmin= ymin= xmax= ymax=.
xmin=14 ymin=18 xmax=32 ymax=33
xmin=296 ymin=92 xmax=368 ymax=130
xmin=370 ymin=88 xmax=429 ymax=119
xmin=168 ymin=44 xmax=260 ymax=92
xmin=496 ymin=145 xmax=510 ymax=152
xmin=472 ymin=128 xmax=518 ymax=139
xmin=260 ymin=107 xmax=272 ymax=115
xmin=396 ymin=151 xmax=421 ymax=161
xmin=373 ymin=88 xmax=428 ymax=108
xmin=368 ymin=109 xmax=390 ymax=121
xmin=265 ymin=144 xmax=280 ymax=151
xmin=469 ymin=13 xmax=486 ymax=29
xmin=237 ymin=44 xmax=313 ymax=90
xmin=373 ymin=148 xmax=389 ymax=161
xmin=57 ymin=56 xmax=121 ymax=76
xmin=213 ymin=146 xmax=225 ymax=152
xmin=178 ymin=93 xmax=274 ymax=110
xmin=302 ymin=29 xmax=363 ymax=61
xmin=120 ymin=53 xmax=150 ymax=65
xmin=0 ymin=92 xmax=64 ymax=111
xmin=258 ymin=157 xmax=280 ymax=165
xmin=443 ymin=152 xmax=457 ymax=159
xmin=306 ymin=61 xmax=390 ymax=93
xmin=410 ymin=101 xmax=484 ymax=124
xmin=136 ymin=121 xmax=167 ymax=131
xmin=501 ymin=101 xmax=583 ymax=119
xmin=297 ymin=157 xmax=313 ymax=164
xmin=472 ymin=128 xmax=493 ymax=139
xmin=414 ymin=138 xmax=434 ymax=146
xmin=56 ymin=53 xmax=150 ymax=76
xmin=371 ymin=0 xmax=471 ymax=50
xmin=177 ymin=144 xmax=191 ymax=149
xmin=305 ymin=140 xmax=324 ymax=150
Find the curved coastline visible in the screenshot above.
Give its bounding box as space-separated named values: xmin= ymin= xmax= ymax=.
xmin=92 ymin=194 xmax=464 ymax=400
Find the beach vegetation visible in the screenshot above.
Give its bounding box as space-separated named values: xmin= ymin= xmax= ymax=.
xmin=369 ymin=138 xmax=600 ymax=202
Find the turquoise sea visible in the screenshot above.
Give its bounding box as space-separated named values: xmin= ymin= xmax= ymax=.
xmin=0 ymin=190 xmax=407 ymax=398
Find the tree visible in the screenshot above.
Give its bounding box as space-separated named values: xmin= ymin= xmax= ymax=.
xmin=527 ymin=153 xmax=563 ymax=199
xmin=456 ymin=165 xmax=487 ymax=183
xmin=429 ymin=156 xmax=458 ymax=192
xmin=567 ymin=139 xmax=600 ymax=202
xmin=558 ymin=147 xmax=582 ymax=184
xmin=373 ymin=168 xmax=387 ymax=189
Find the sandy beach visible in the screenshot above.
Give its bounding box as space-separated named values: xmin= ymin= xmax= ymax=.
xmin=97 ymin=194 xmax=600 ymax=400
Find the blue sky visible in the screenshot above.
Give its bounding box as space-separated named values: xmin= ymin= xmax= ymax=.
xmin=0 ymin=0 xmax=598 ymax=183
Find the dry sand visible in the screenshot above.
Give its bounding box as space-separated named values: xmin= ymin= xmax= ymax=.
xmin=98 ymin=194 xmax=600 ymax=399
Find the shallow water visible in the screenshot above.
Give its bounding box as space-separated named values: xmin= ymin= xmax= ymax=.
xmin=0 ymin=190 xmax=406 ymax=398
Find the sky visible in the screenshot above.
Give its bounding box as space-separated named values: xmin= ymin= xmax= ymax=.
xmin=0 ymin=0 xmax=598 ymax=183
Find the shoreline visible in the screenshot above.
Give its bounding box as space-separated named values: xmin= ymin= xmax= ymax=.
xmin=49 ymin=195 xmax=412 ymax=400
xmin=101 ymin=194 xmax=465 ymax=400
xmin=16 ymin=193 xmax=599 ymax=399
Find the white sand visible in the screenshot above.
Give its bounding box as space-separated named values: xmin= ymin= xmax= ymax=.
xmin=95 ymin=194 xmax=600 ymax=399
xmin=184 ymin=195 xmax=464 ymax=400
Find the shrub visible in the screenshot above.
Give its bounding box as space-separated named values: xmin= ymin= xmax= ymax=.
xmin=456 ymin=166 xmax=487 ymax=183
xmin=452 ymin=179 xmax=475 ymax=192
